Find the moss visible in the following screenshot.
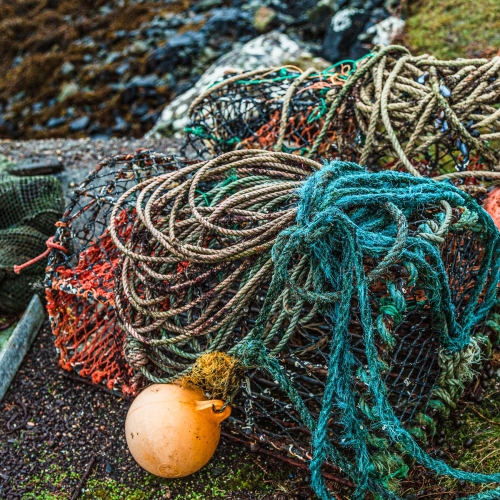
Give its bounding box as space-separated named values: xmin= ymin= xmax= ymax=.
xmin=405 ymin=0 xmax=500 ymax=59
xmin=82 ymin=478 xmax=150 ymax=500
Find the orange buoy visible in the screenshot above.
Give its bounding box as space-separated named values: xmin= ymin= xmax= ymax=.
xmin=484 ymin=187 xmax=500 ymax=230
xmin=125 ymin=383 xmax=231 ymax=478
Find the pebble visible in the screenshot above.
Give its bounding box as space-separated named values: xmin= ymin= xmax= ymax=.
xmin=69 ymin=116 xmax=90 ymax=132
xmin=464 ymin=438 xmax=474 ymax=448
xmin=46 ymin=117 xmax=66 ymax=128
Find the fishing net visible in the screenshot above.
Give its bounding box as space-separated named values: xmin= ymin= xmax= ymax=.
xmin=111 ymin=151 xmax=500 ymax=498
xmin=183 ymin=45 xmax=500 ymax=187
xmin=0 ymin=173 xmax=64 ymax=313
xmin=45 ymin=150 xmax=190 ymax=396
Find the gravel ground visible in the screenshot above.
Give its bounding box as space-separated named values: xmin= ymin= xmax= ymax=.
xmin=0 ymin=137 xmax=185 ymax=196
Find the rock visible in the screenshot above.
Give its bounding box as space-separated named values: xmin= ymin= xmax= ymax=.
xmin=147 ymin=31 xmax=330 ymax=138
xmin=112 ymin=116 xmax=129 ymax=133
xmin=202 ymin=8 xmax=255 ymax=38
xmin=116 ymin=62 xmax=130 ymax=76
xmin=105 ymin=52 xmax=122 ymax=64
xmin=46 ymin=117 xmax=66 ymax=128
xmin=308 ymin=0 xmax=337 ymax=35
xmin=61 ymin=62 xmax=76 ymax=76
xmin=253 ymin=6 xmax=277 ymax=33
xmin=362 ymin=16 xmax=405 ymax=46
xmin=58 ymin=82 xmax=80 ymax=103
xmin=132 ymin=103 xmax=149 ymax=118
xmin=128 ymin=74 xmax=160 ymax=88
xmin=194 ymin=0 xmax=223 ymax=12
xmin=90 ymin=133 xmax=111 ymax=141
xmin=146 ymin=31 xmax=205 ymax=73
xmin=69 ymin=116 xmax=90 ymax=132
xmin=322 ymin=8 xmax=371 ymax=62
xmin=32 ymin=103 xmax=44 ymax=114
xmin=128 ymin=40 xmax=149 ymax=56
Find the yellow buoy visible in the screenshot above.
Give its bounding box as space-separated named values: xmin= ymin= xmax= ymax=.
xmin=125 ymin=383 xmax=231 ymax=478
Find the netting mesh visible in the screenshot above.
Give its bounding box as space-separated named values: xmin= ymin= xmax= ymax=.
xmin=183 ymin=46 xmax=500 ymax=185
xmin=0 ymin=174 xmax=64 ymax=313
xmin=45 ymin=151 xmax=191 ymax=395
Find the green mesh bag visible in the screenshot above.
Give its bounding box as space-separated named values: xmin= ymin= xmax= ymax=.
xmin=0 ymin=174 xmax=64 ymax=313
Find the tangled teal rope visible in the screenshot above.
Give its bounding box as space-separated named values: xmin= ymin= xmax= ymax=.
xmin=235 ymin=162 xmax=500 ymax=499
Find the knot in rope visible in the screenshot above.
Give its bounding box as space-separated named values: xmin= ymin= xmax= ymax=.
xmin=14 ymin=236 xmax=67 ymax=275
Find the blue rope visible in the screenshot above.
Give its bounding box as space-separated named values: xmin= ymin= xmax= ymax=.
xmin=237 ymin=161 xmax=500 ymax=499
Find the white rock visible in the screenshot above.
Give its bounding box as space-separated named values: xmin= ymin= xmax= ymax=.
xmin=147 ymin=31 xmax=328 ymax=138
xmin=331 ymin=8 xmax=363 ymax=32
xmin=364 ymin=16 xmax=405 ymax=47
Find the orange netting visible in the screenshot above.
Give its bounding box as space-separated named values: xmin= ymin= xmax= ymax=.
xmin=45 ymin=151 xmax=189 ymax=396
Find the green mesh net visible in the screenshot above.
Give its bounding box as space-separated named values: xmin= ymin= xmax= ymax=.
xmin=0 ymin=173 xmax=64 ymax=313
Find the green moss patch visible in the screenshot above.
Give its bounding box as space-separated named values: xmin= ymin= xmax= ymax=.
xmin=405 ymin=0 xmax=500 ymax=59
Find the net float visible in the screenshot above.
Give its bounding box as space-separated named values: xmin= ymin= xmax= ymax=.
xmin=125 ymin=383 xmax=231 ymax=478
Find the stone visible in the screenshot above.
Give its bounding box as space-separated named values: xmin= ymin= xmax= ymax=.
xmin=106 ymin=52 xmax=122 ymax=64
xmin=322 ymin=8 xmax=371 ymax=62
xmin=46 ymin=117 xmax=66 ymax=128
xmin=129 ymin=40 xmax=149 ymax=55
xmin=58 ymin=82 xmax=80 ymax=103
xmin=32 ymin=102 xmax=44 ymax=114
xmin=362 ymin=16 xmax=405 ymax=46
xmin=146 ymin=31 xmax=205 ymax=73
xmin=307 ymin=0 xmax=337 ymax=35
xmin=128 ymin=74 xmax=160 ymax=88
xmin=147 ymin=31 xmax=331 ymax=138
xmin=61 ymin=61 xmax=76 ymax=76
xmin=132 ymin=103 xmax=149 ymax=118
xmin=253 ymin=6 xmax=277 ymax=33
xmin=202 ymin=8 xmax=254 ymax=38
xmin=112 ymin=116 xmax=130 ymax=133
xmin=195 ymin=0 xmax=223 ymax=11
xmin=0 ymin=296 xmax=44 ymax=402
xmin=116 ymin=62 xmax=130 ymax=76
xmin=69 ymin=116 xmax=90 ymax=132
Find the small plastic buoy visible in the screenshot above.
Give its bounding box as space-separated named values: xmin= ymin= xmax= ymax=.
xmin=125 ymin=383 xmax=231 ymax=478
xmin=484 ymin=187 xmax=500 ymax=230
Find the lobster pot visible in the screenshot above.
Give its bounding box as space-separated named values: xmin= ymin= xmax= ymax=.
xmin=184 ymin=47 xmax=500 ymax=181
xmin=111 ymin=152 xmax=500 ymax=489
xmin=45 ymin=151 xmax=189 ymax=396
xmin=228 ymin=227 xmax=498 ymax=468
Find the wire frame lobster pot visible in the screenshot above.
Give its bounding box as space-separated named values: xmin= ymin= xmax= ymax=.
xmin=184 ymin=46 xmax=500 ymax=183
xmin=111 ymin=152 xmax=500 ymax=493
xmin=45 ymin=151 xmax=190 ymax=396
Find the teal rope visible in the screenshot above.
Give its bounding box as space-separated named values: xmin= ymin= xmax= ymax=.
xmin=236 ymin=161 xmax=500 ymax=499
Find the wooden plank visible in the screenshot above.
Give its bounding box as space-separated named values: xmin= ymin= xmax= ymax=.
xmin=0 ymin=295 xmax=45 ymax=402
xmin=7 ymin=157 xmax=64 ymax=176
